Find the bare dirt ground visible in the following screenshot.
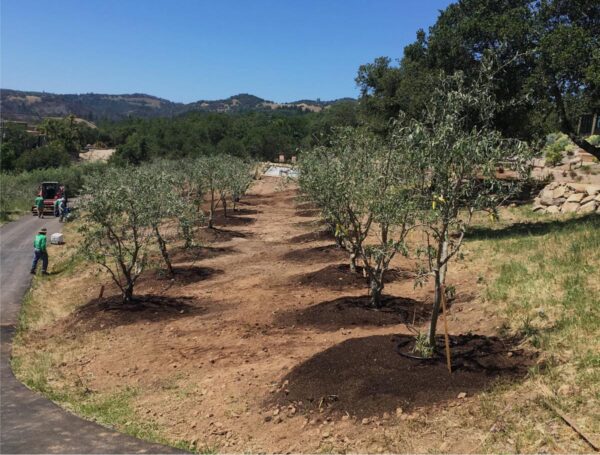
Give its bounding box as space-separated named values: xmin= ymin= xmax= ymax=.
xmin=18 ymin=177 xmax=540 ymax=453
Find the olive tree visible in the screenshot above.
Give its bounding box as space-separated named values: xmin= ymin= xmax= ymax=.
xmin=227 ymin=157 xmax=255 ymax=212
xmin=400 ymin=68 xmax=531 ymax=348
xmin=79 ymin=167 xmax=156 ymax=304
xmin=196 ymin=155 xmax=228 ymax=228
xmin=139 ymin=164 xmax=200 ymax=277
xmin=300 ymin=127 xmax=416 ymax=307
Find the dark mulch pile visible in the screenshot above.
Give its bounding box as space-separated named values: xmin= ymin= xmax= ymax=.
xmin=276 ymin=295 xmax=429 ymax=331
xmin=282 ymin=244 xmax=348 ymax=264
xmin=270 ymin=334 xmax=537 ymax=418
xmin=170 ymin=245 xmax=237 ymax=262
xmin=294 ymin=264 xmax=411 ymax=290
xmin=289 ymin=230 xmax=335 ymax=244
xmin=64 ymin=295 xmax=205 ymax=332
xmin=150 ymin=266 xmax=224 ymax=286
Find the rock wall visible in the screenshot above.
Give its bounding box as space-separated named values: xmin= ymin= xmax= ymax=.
xmin=533 ymin=182 xmax=600 ymax=214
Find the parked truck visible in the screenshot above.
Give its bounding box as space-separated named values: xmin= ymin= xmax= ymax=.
xmin=31 ymin=182 xmax=65 ymax=216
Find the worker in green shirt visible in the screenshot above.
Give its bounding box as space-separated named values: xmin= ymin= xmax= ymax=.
xmin=30 ymin=228 xmax=49 ymax=275
xmin=35 ymin=195 xmax=44 ymax=218
xmin=53 ymin=198 xmax=61 ymax=217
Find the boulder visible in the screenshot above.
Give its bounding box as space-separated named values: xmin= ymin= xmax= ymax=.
xmin=539 ymin=188 xmax=554 ymax=206
xmin=566 ymin=183 xmax=587 ymax=192
xmin=552 ymin=197 xmax=566 ymax=206
xmin=585 ymin=185 xmax=600 ymax=196
xmin=561 ymin=202 xmax=580 ymax=213
xmin=532 ymin=204 xmax=545 ymax=212
xmin=595 ymin=194 xmax=600 ymax=203
xmin=580 ymin=195 xmax=595 ymax=205
xmin=552 ymin=185 xmax=567 ymax=199
xmin=547 ymin=182 xmax=559 ymax=190
xmin=578 ymin=201 xmax=598 ymax=214
xmin=546 ymin=205 xmax=560 ymax=214
xmin=566 ymin=193 xmax=585 ymax=203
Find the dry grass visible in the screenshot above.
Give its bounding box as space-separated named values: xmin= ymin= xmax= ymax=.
xmin=11 ymin=203 xmax=600 ymax=453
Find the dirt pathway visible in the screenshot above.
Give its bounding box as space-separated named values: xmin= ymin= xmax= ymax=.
xmin=18 ymin=177 xmax=533 ymax=453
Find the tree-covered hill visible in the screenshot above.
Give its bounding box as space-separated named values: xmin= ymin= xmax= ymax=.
xmin=0 ymin=89 xmax=355 ymax=122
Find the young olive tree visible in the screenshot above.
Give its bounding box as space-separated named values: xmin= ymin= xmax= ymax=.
xmin=169 ymin=160 xmax=206 ymax=248
xmin=300 ymin=127 xmax=416 ymax=307
xmin=79 ymin=167 xmax=155 ymax=304
xmin=196 ymin=155 xmax=228 ymax=228
xmin=400 ymin=68 xmax=531 ymax=348
xmin=228 ymin=157 xmax=255 ymax=212
xmin=139 ymin=164 xmax=199 ymax=277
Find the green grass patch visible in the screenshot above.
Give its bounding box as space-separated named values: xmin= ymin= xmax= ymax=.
xmin=468 ymin=211 xmax=600 ymax=451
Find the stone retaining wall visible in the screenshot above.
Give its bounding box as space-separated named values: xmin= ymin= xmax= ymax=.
xmin=533 ymin=182 xmax=600 ymax=214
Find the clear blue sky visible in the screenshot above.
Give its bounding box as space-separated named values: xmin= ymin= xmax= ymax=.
xmin=1 ymin=0 xmax=453 ymax=103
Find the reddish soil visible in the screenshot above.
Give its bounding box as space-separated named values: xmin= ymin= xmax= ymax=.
xmin=33 ymin=177 xmax=538 ymax=453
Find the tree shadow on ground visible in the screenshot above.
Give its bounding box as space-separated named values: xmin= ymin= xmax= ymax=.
xmin=196 ymin=227 xmax=251 ymax=243
xmin=64 ymin=295 xmax=208 ymax=333
xmin=229 ymin=207 xmax=261 ymax=216
xmin=467 ymin=213 xmax=599 ymax=241
xmin=289 ymin=230 xmax=335 ymax=244
xmin=296 ymin=209 xmax=321 ymax=217
xmin=282 ymin=244 xmax=348 ymax=263
xmin=213 ymin=215 xmax=256 ymax=227
xmin=270 ymin=334 xmax=538 ymax=418
xmin=296 ymin=201 xmax=319 ymax=211
xmin=275 ymin=295 xmax=430 ymax=331
xmin=293 ymin=264 xmax=413 ymax=290
xmin=294 ymin=219 xmax=326 ymax=230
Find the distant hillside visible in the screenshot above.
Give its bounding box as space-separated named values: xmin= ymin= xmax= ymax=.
xmin=0 ymin=89 xmax=355 ymax=122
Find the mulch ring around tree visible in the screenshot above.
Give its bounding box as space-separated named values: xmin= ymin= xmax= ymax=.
xmin=169 ymin=245 xmax=237 ymax=263
xmin=281 ymin=244 xmax=348 ymax=264
xmin=269 ymin=334 xmax=538 ymax=419
xmin=62 ymin=295 xmax=205 ymax=332
xmin=147 ymin=265 xmax=224 ymax=286
xmin=294 ymin=264 xmax=412 ymax=290
xmin=275 ymin=295 xmax=430 ymax=331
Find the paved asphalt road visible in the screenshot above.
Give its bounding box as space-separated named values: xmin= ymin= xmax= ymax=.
xmin=0 ymin=214 xmax=180 ymax=454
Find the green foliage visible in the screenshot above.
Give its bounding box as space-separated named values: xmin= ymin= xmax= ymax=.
xmin=356 ymin=0 xmax=600 ymax=154
xmin=14 ymin=141 xmax=72 ymax=171
xmin=299 ymin=127 xmax=416 ymax=307
xmin=587 ymin=135 xmax=600 ymax=146
xmin=0 ymin=163 xmax=106 ymax=219
xmin=98 ymin=107 xmax=358 ymax=164
xmin=544 ymin=148 xmax=563 ymax=167
xmin=78 ymin=167 xmax=157 ymax=303
xmin=109 ymin=133 xmax=152 ymax=166
xmin=400 ymin=65 xmax=531 ymax=346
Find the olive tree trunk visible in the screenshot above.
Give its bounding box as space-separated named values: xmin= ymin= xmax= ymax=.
xmin=428 ymin=232 xmax=449 ymax=348
xmin=153 ymin=225 xmax=173 ymax=277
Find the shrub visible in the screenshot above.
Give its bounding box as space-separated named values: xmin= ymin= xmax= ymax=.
xmin=587 ymin=135 xmax=600 ymax=146
xmin=545 ymin=148 xmax=563 ymax=166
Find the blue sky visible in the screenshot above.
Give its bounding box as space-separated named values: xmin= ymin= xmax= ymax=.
xmin=1 ymin=0 xmax=453 ymax=103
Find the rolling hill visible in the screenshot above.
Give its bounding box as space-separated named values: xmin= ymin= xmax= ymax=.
xmin=0 ymin=89 xmax=355 ymax=122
